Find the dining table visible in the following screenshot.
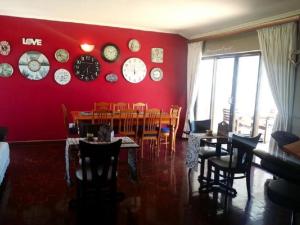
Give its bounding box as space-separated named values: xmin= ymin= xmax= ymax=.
xmin=70 ymin=110 xmax=177 ymax=151
xmin=70 ymin=110 xmax=173 ymax=124
xmin=65 ymin=136 xmax=139 ymax=186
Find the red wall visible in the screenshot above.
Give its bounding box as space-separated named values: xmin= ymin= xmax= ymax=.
xmin=0 ymin=15 xmax=187 ymax=142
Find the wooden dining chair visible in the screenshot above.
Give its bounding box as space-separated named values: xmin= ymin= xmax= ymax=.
xmin=75 ymin=139 xmax=122 ymax=206
xmin=118 ymin=109 xmax=139 ymax=141
xmin=140 ymin=108 xmax=162 ymax=158
xmin=94 ymin=102 xmax=112 ymax=111
xmin=112 ymin=102 xmax=129 ymax=112
xmin=160 ymin=105 xmax=182 ymax=152
xmin=132 ymin=102 xmax=148 ymax=112
xmin=92 ymin=109 xmax=114 ymax=129
xmin=206 ymin=133 xmax=261 ymax=198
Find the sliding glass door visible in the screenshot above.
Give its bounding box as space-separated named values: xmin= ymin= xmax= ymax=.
xmin=233 ymin=55 xmax=260 ymax=136
xmin=196 ymin=53 xmax=277 ymax=143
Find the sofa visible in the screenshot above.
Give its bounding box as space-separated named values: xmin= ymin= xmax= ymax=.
xmin=0 ymin=127 xmax=9 ymax=185
xmin=0 ymin=142 xmax=9 ymax=185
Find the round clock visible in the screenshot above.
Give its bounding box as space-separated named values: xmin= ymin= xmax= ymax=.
xmin=101 ymin=43 xmax=120 ymax=62
xmin=0 ymin=41 xmax=11 ymax=56
xmin=150 ymin=67 xmax=163 ymax=81
xmin=18 ymin=51 xmax=50 ymax=80
xmin=73 ymin=55 xmax=100 ymax=81
xmin=122 ymin=57 xmax=147 ymax=83
xmin=0 ymin=63 xmax=13 ymax=77
xmin=54 ymin=69 xmax=71 ymax=85
xmin=55 ymin=49 xmax=69 ymax=63
xmin=128 ymin=39 xmax=140 ymax=52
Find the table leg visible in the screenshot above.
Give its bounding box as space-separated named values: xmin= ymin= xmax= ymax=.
xmin=128 ymin=148 xmax=138 ymax=182
xmin=65 ymin=142 xmax=72 ymax=186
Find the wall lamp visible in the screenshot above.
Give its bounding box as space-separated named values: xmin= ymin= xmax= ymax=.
xmin=80 ymin=43 xmax=95 ymax=52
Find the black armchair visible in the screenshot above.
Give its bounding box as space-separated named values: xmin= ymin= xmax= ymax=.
xmin=254 ymin=130 xmax=300 ymax=225
xmin=254 ymin=150 xmax=300 ymax=225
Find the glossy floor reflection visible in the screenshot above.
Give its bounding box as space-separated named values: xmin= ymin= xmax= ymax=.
xmin=0 ymin=140 xmax=298 ymax=225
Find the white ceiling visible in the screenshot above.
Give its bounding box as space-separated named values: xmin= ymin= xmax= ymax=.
xmin=1 ymin=0 xmax=300 ymax=39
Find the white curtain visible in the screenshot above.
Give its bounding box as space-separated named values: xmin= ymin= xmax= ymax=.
xmin=182 ymin=41 xmax=203 ymax=137
xmin=257 ymin=22 xmax=297 ymax=155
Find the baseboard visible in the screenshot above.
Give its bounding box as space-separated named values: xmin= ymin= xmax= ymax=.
xmin=9 ymin=139 xmax=65 ymax=146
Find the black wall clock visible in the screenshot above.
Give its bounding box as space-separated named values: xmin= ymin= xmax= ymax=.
xmin=101 ymin=43 xmax=120 ymax=63
xmin=73 ymin=55 xmax=100 ymax=81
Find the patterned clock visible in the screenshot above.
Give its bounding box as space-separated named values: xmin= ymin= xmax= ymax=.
xmin=73 ymin=55 xmax=100 ymax=81
xmin=18 ymin=51 xmax=50 ymax=80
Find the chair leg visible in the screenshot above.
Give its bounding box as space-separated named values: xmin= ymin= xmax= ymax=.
xmin=205 ymin=163 xmax=212 ymax=191
xmin=199 ymin=158 xmax=205 ymax=188
xmin=246 ymin=171 xmax=251 ymax=198
xmin=291 ymin=210 xmax=296 ymax=225
xmin=141 ymin=140 xmax=144 ymax=158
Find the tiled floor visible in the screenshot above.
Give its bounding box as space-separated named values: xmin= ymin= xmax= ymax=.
xmin=0 ymin=139 xmax=297 ymax=225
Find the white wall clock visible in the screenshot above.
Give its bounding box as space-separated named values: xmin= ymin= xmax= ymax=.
xmin=55 ymin=49 xmax=69 ymax=63
xmin=122 ymin=57 xmax=147 ymax=83
xmin=150 ymin=67 xmax=163 ymax=81
xmin=18 ymin=51 xmax=50 ymax=80
xmin=151 ymin=48 xmax=163 ymax=63
xmin=0 ymin=63 xmax=13 ymax=77
xmin=128 ymin=39 xmax=141 ymax=52
xmin=0 ymin=41 xmax=11 ymax=56
xmin=54 ymin=69 xmax=71 ymax=85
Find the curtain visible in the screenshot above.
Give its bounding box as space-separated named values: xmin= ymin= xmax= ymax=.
xmin=182 ymin=41 xmax=203 ymax=137
xmin=257 ymin=22 xmax=297 ymax=155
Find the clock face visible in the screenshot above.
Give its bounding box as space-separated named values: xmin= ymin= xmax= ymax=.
xmin=0 ymin=63 xmax=13 ymax=77
xmin=73 ymin=55 xmax=100 ymax=81
xmin=18 ymin=51 xmax=50 ymax=80
xmin=0 ymin=41 xmax=11 ymax=56
xmin=150 ymin=67 xmax=163 ymax=81
xmin=54 ymin=69 xmax=71 ymax=85
xmin=55 ymin=49 xmax=69 ymax=63
xmin=101 ymin=44 xmax=119 ymax=62
xmin=128 ymin=39 xmax=140 ymax=52
xmin=122 ymin=57 xmax=147 ymax=83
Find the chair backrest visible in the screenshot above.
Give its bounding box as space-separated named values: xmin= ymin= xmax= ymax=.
xmin=118 ymin=109 xmax=139 ymax=140
xmin=94 ymin=102 xmax=112 ymax=111
xmin=113 ymin=102 xmax=129 ymax=112
xmin=230 ymin=134 xmax=261 ymax=171
xmin=271 ymin=131 xmax=300 ymax=149
xmin=132 ymin=102 xmax=148 ymax=112
xmin=188 ymin=119 xmax=211 ymax=133
xmin=92 ymin=109 xmax=113 ymax=128
xmin=170 ymin=105 xmax=182 ymax=133
xmin=78 ymin=123 xmax=102 ymax=138
xmin=142 ymin=108 xmax=162 ymax=137
xmin=79 ymin=139 xmax=122 ymax=189
xmin=0 ymin=127 xmax=8 ymax=142
xmin=217 ymin=121 xmax=229 ymax=137
xmin=61 ymin=104 xmax=68 ymax=133
xmin=223 ymin=108 xmax=230 ymax=124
